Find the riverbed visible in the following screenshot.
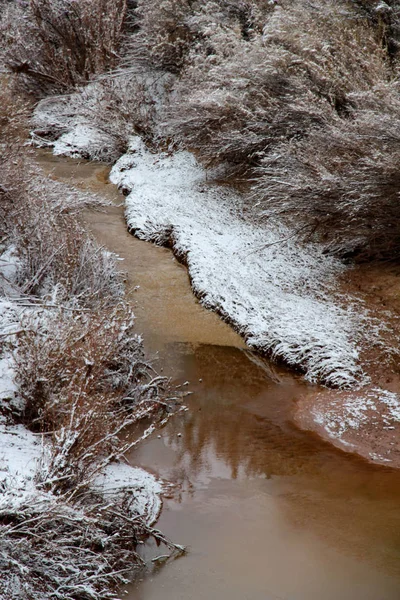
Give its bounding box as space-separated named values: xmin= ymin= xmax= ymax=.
xmin=35 ymin=151 xmax=400 ymax=600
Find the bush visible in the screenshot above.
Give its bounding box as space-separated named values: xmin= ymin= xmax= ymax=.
xmin=163 ymin=0 xmax=384 ymax=170
xmin=15 ymin=306 xmax=170 ymax=489
xmin=0 ymin=0 xmax=130 ymax=96
xmin=254 ymin=85 xmax=400 ymax=260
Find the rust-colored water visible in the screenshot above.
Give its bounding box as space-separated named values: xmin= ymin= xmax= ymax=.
xmin=36 ymin=151 xmax=400 ymax=600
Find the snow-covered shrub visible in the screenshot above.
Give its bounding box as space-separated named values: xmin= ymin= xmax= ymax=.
xmin=0 ymin=0 xmax=130 ymax=96
xmin=0 ymin=483 xmax=163 ymax=600
xmin=126 ymin=0 xmax=195 ymax=73
xmin=125 ymin=0 xmax=271 ymax=74
xmin=15 ymin=306 xmax=171 ymax=489
xmin=351 ymin=0 xmax=400 ymax=59
xmin=254 ymin=85 xmax=400 ymax=260
xmin=163 ymin=0 xmax=384 ymax=170
xmin=4 ymin=171 xmax=122 ymax=306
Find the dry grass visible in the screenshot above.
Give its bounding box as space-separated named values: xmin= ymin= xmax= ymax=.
xmin=15 ymin=306 xmax=171 ymax=490
xmin=162 ymin=1 xmax=385 ymax=168
xmin=7 ymin=0 xmax=400 ymax=260
xmin=0 ymin=73 xmax=184 ymax=599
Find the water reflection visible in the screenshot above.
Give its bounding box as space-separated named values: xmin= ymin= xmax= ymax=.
xmin=130 ymin=343 xmax=400 ymax=599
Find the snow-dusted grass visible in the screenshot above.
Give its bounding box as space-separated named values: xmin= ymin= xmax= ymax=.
xmin=110 ymin=138 xmax=368 ymax=388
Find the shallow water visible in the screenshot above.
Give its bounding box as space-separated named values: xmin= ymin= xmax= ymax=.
xmin=36 ymin=151 xmax=400 ymax=600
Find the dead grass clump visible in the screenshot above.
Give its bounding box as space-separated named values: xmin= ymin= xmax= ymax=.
xmin=0 ymin=490 xmax=143 ymax=600
xmin=65 ymin=71 xmax=168 ymax=151
xmin=0 ymin=0 xmax=130 ymax=96
xmin=255 ymin=85 xmax=400 ymax=260
xmin=126 ymin=0 xmax=195 ymax=74
xmin=15 ymin=306 xmax=170 ymax=489
xmin=6 ymin=177 xmax=123 ymax=306
xmin=0 ymin=479 xmax=184 ymax=600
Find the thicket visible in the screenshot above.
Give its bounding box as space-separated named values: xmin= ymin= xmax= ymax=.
xmin=4 ymin=0 xmax=400 ymax=259
xmin=0 ymin=0 xmax=131 ymax=96
xmin=0 ymin=81 xmax=183 ymax=599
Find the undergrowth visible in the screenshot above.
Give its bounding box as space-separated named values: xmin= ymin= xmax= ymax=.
xmin=0 ymin=79 xmax=184 ymax=600
xmin=8 ymin=0 xmax=400 ymax=261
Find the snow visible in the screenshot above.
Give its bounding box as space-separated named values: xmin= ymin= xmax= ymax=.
xmin=0 ymin=422 xmax=41 ymax=491
xmin=311 ymin=387 xmax=400 ymax=453
xmin=0 ymin=245 xmax=20 ymax=283
xmin=93 ymin=462 xmax=162 ymax=525
xmin=53 ymin=123 xmax=117 ymax=162
xmin=0 ymin=356 xmax=18 ymax=409
xmin=110 ymin=137 xmax=368 ymax=387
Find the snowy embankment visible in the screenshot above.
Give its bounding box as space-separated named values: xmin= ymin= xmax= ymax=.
xmin=32 ymin=98 xmax=371 ymax=388
xmin=109 ymin=138 xmax=365 ymax=388
xmin=0 ymin=240 xmax=162 ymax=525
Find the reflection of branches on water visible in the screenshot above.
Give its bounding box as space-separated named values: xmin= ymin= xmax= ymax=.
xmin=162 ymin=344 xmax=400 ymax=498
xmin=162 ymin=344 xmax=323 ymax=486
xmin=242 ymin=350 xmax=287 ymax=385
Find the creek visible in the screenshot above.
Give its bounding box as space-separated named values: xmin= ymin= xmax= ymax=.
xmin=36 ymin=151 xmax=400 ymax=600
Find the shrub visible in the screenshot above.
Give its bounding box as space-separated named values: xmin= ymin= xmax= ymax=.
xmin=15 ymin=306 xmax=170 ymax=489
xmin=163 ymin=0 xmax=385 ymax=171
xmin=0 ymin=0 xmax=130 ymax=96
xmin=254 ymin=85 xmax=400 ymax=260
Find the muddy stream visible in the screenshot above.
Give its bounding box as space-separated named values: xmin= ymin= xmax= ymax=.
xmin=36 ymin=152 xmax=400 ymax=600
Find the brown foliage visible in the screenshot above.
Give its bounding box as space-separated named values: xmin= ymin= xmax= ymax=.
xmin=1 ymin=0 xmax=129 ymax=96
xmin=15 ymin=305 xmax=171 ymax=488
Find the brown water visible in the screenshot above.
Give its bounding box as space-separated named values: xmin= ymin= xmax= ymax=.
xmin=36 ymin=151 xmax=400 ymax=600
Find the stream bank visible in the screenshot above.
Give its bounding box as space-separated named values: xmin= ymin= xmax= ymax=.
xmin=35 ymin=151 xmax=400 ymax=600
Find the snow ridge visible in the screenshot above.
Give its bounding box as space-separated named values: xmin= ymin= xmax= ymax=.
xmin=111 ymin=138 xmax=367 ymax=388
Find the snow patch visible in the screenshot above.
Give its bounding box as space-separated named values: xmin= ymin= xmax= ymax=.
xmin=0 ymin=422 xmax=41 ymax=491
xmin=110 ymin=138 xmax=368 ymax=387
xmin=53 ymin=123 xmax=117 ymax=162
xmin=0 ymin=245 xmax=20 ymax=284
xmin=311 ymin=387 xmax=400 ymax=450
xmin=93 ymin=462 xmax=162 ymax=525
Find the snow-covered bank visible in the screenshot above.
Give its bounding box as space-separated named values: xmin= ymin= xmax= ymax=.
xmin=0 ymin=293 xmax=163 ymax=524
xmin=109 ymin=138 xmax=367 ymax=388
xmin=294 ymin=385 xmax=400 ymax=466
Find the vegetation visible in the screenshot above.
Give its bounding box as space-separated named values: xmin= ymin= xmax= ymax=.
xmin=2 ymin=0 xmax=400 ymax=595
xmin=0 ymin=80 xmax=183 ymax=599
xmin=4 ymin=0 xmax=400 ymax=261
xmin=0 ymin=0 xmax=131 ymax=96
